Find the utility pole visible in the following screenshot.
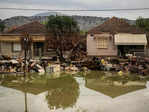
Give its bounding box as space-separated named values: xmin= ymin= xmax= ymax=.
xmin=22 ymin=33 xmax=30 ymax=77
xmin=24 ymin=37 xmax=28 ymax=77
xmin=24 ymin=92 xmax=28 ymax=112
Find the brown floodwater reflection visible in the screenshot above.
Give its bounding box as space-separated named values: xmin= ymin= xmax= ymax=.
xmin=0 ymin=71 xmax=149 ymax=112
xmin=46 ymin=76 xmax=79 ymax=110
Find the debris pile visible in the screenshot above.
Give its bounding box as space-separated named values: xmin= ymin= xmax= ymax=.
xmin=81 ymin=56 xmax=149 ymax=75
xmin=0 ymin=53 xmax=149 ymax=76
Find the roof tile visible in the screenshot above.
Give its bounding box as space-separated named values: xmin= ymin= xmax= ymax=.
xmin=88 ymin=17 xmax=145 ymax=34
xmin=5 ymin=21 xmax=48 ymax=34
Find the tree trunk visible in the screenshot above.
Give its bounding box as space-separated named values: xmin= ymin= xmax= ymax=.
xmin=56 ymin=48 xmax=65 ymax=63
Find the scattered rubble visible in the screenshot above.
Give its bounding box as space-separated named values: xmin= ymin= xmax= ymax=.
xmin=0 ymin=54 xmax=149 ymax=76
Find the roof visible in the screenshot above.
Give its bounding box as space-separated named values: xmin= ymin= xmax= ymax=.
xmin=88 ymin=17 xmax=145 ymax=34
xmin=115 ymin=33 xmax=147 ymax=45
xmin=5 ymin=21 xmax=48 ymax=34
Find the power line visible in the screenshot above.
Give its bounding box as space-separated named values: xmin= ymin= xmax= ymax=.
xmin=0 ymin=7 xmax=149 ymax=11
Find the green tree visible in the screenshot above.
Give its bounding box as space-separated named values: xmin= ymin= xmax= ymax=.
xmin=0 ymin=21 xmax=5 ymax=32
xmin=136 ymin=17 xmax=149 ymax=48
xmin=46 ymin=16 xmax=80 ymax=62
xmin=136 ymin=16 xmax=149 ymax=32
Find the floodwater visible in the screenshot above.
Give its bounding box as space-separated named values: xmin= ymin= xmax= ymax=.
xmin=0 ymin=71 xmax=149 ymax=112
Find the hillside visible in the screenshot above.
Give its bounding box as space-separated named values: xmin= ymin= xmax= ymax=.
xmin=2 ymin=14 xmax=136 ymax=31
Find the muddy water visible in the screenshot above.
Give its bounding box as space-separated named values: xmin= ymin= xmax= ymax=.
xmin=0 ymin=72 xmax=149 ymax=112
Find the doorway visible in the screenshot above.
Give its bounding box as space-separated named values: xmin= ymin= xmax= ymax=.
xmin=118 ymin=45 xmax=144 ymax=57
xmin=33 ymin=42 xmax=44 ymax=57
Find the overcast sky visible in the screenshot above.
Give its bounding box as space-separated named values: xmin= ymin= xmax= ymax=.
xmin=0 ymin=0 xmax=149 ymax=20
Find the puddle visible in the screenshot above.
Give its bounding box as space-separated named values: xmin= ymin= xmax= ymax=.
xmin=0 ymin=71 xmax=149 ymax=112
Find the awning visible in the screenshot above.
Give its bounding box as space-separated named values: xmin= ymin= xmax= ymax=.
xmin=0 ymin=34 xmax=46 ymax=42
xmin=94 ymin=33 xmax=110 ymax=39
xmin=115 ymin=33 xmax=147 ymax=45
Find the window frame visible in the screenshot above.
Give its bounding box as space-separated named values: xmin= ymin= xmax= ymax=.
xmin=96 ymin=38 xmax=108 ymax=49
xmin=12 ymin=42 xmax=22 ymax=52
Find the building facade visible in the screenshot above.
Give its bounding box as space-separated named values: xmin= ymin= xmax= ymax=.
xmin=87 ymin=33 xmax=117 ymax=56
xmin=0 ymin=21 xmax=47 ymax=58
xmin=87 ymin=17 xmax=147 ymax=57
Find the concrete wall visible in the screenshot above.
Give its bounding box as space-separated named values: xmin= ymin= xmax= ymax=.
xmin=87 ymin=33 xmax=117 ymax=56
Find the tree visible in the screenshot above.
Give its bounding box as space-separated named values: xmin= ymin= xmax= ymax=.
xmin=0 ymin=21 xmax=5 ymax=32
xmin=136 ymin=17 xmax=149 ymax=50
xmin=136 ymin=16 xmax=149 ymax=32
xmin=46 ymin=16 xmax=80 ymax=62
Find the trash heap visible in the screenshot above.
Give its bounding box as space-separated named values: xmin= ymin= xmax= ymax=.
xmin=0 ymin=53 xmax=149 ymax=76
xmin=81 ymin=56 xmax=149 ymax=75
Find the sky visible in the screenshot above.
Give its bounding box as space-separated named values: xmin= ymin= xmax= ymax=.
xmin=0 ymin=0 xmax=149 ymax=20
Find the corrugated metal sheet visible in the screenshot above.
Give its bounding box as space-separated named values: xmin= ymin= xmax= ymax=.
xmin=115 ymin=33 xmax=147 ymax=45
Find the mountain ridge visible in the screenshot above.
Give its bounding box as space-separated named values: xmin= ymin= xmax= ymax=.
xmin=2 ymin=13 xmax=136 ymax=31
